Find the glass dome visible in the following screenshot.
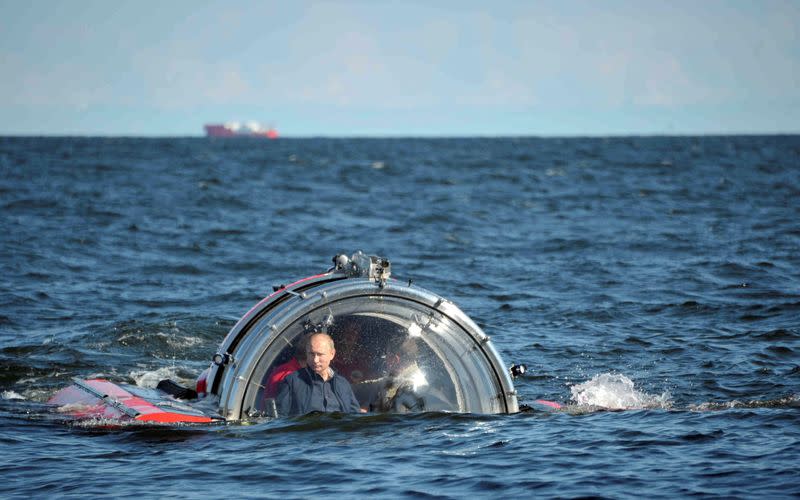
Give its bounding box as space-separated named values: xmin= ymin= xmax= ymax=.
xmin=210 ymin=258 xmax=518 ymax=420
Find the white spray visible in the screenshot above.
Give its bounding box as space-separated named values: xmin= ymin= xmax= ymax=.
xmin=570 ymin=373 xmax=671 ymax=410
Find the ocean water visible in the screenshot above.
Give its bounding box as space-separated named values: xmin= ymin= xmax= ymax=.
xmin=1 ymin=135 xmax=799 ymax=498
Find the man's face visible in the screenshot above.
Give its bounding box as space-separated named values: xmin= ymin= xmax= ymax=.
xmin=307 ymin=335 xmax=335 ymax=377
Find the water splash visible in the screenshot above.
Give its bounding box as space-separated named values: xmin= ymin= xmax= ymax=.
xmin=129 ymin=366 xmax=182 ymax=388
xmin=569 ymin=373 xmax=671 ymax=410
xmin=2 ymin=390 xmax=25 ymax=401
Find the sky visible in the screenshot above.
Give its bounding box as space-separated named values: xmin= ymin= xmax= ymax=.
xmin=1 ymin=0 xmax=798 ymax=136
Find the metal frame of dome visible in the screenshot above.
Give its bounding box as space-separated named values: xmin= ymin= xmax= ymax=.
xmin=208 ymin=252 xmax=519 ymax=420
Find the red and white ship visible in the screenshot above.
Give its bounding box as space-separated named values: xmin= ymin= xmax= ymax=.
xmin=204 ymin=121 xmax=278 ymax=139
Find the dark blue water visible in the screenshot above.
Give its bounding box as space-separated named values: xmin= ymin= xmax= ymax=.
xmin=2 ymin=136 xmax=799 ymax=498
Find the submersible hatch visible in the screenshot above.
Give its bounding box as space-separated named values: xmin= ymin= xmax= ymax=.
xmin=48 ymin=252 xmax=522 ymax=424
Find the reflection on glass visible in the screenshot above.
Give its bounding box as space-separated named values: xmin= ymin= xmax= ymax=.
xmin=246 ymin=294 xmax=505 ymax=417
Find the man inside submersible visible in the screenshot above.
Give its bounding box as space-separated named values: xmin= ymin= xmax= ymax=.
xmin=276 ymin=332 xmax=362 ymax=416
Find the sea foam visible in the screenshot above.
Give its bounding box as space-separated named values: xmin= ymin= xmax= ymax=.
xmin=570 ymin=373 xmax=671 ymax=410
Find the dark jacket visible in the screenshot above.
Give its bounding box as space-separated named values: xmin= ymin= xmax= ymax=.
xmin=276 ymin=367 xmax=361 ymax=416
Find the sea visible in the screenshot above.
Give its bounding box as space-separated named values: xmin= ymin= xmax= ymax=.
xmin=1 ymin=135 xmax=798 ymax=498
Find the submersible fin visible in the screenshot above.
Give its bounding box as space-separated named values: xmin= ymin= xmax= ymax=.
xmin=48 ymin=378 xmax=219 ymax=424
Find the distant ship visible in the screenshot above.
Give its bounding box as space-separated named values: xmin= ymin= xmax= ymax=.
xmin=204 ymin=121 xmax=278 ymax=139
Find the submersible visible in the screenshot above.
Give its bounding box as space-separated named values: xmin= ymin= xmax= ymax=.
xmin=49 ymin=252 xmax=523 ymax=424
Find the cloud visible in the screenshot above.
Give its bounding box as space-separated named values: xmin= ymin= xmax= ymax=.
xmin=132 ymin=52 xmax=254 ymax=108
xmin=0 ymin=51 xmax=116 ymax=111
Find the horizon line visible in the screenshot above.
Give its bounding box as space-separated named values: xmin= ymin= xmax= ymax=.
xmin=2 ymin=131 xmax=799 ymax=139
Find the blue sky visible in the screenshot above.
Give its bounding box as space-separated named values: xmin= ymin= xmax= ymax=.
xmin=1 ymin=0 xmax=798 ymax=136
